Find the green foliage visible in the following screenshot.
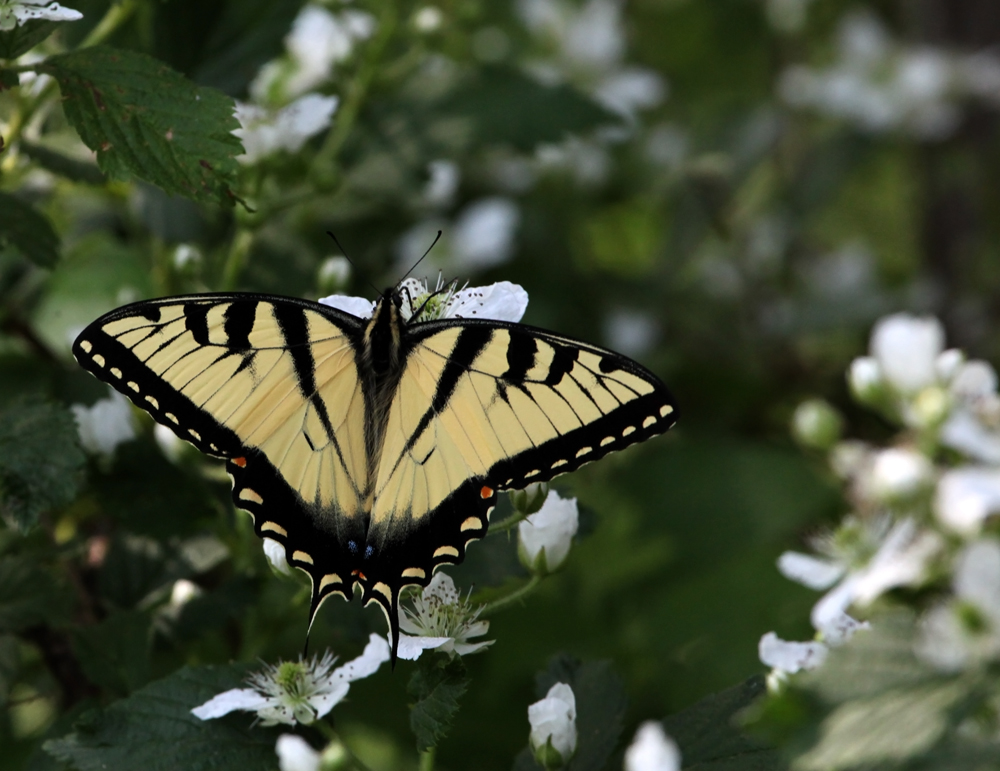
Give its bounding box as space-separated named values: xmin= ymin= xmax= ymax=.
xmin=70 ymin=611 xmax=151 ymax=696
xmin=0 ymin=556 xmax=70 ymax=632
xmin=0 ymin=193 xmax=60 ymax=268
xmin=0 ymin=21 xmax=56 ymax=60
xmin=662 ymin=677 xmax=783 ymax=771
xmin=408 ymin=657 xmax=469 ymax=752
xmin=43 ymin=665 xmax=286 ymax=771
xmin=0 ymin=401 xmax=84 ymax=532
xmin=39 ymin=47 xmax=243 ymax=205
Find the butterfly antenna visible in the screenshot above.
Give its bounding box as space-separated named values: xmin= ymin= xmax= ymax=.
xmin=400 ymin=230 xmax=443 ymax=283
xmin=326 ymin=231 xmax=380 ymax=296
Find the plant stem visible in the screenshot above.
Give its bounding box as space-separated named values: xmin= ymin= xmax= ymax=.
xmin=78 ymin=0 xmax=137 ymax=49
xmin=480 ymin=575 xmax=543 ymax=617
xmin=487 ymin=510 xmax=529 ymax=535
xmin=418 ymin=746 xmax=437 ymax=771
xmin=314 ymin=720 xmax=375 ymax=771
xmin=219 ymin=229 xmax=254 ymax=291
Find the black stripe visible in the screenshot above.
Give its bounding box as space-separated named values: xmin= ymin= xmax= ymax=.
xmin=224 ymin=300 xmax=256 ymax=350
xmin=502 ymin=331 xmax=536 ymax=384
xmin=544 ymin=342 xmax=579 ymax=386
xmin=184 ymin=304 xmax=211 ymax=346
xmin=275 ymin=305 xmax=316 ymax=395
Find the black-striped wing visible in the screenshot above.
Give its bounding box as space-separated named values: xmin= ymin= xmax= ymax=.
xmin=356 ymin=318 xmax=677 ymax=635
xmin=72 ymin=294 xmax=373 ymax=607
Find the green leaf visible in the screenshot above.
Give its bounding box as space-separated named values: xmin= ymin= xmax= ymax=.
xmin=662 ymin=676 xmax=784 ymax=771
xmin=535 ymin=655 xmax=629 ymax=771
xmin=0 ymin=68 xmax=17 ymax=90
xmin=0 ymin=555 xmax=71 ymax=632
xmin=408 ymin=657 xmax=469 ymax=752
xmin=0 ymin=192 xmax=60 ymax=268
xmin=71 ymin=611 xmax=151 ymax=696
xmin=440 ymin=65 xmax=619 ymax=152
xmin=43 ymin=664 xmax=287 ymax=771
xmin=20 ymin=141 xmax=106 ymax=185
xmin=794 ymin=681 xmax=966 ymax=771
xmin=39 ymin=46 xmax=243 ymax=206
xmin=0 ymin=20 xmax=56 ymax=60
xmin=0 ymin=633 xmax=20 ymax=707
xmin=0 ymin=400 xmax=84 ymax=531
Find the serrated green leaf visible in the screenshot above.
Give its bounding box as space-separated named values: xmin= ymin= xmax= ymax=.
xmin=0 ymin=192 xmax=60 ymax=268
xmin=532 ymin=655 xmax=628 ymax=771
xmin=0 ymin=400 xmax=84 ymax=531
xmin=40 ymin=46 xmax=243 ymax=205
xmin=794 ymin=681 xmax=966 ymax=771
xmin=0 ymin=556 xmax=71 ymax=632
xmin=408 ymin=657 xmax=469 ymax=752
xmin=440 ymin=66 xmax=619 ymax=152
xmin=0 ymin=20 xmax=56 ymax=60
xmin=71 ymin=611 xmax=151 ymax=696
xmin=20 ymin=141 xmax=105 ymax=185
xmin=662 ymin=676 xmax=784 ymax=771
xmin=43 ymin=664 xmax=287 ymax=771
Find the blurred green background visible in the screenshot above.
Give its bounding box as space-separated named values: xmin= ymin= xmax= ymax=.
xmin=3 ymin=0 xmax=1000 ymax=768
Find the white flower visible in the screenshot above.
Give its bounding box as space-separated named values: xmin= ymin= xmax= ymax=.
xmin=319 ymin=279 xmax=528 ymax=324
xmin=451 ymin=197 xmax=521 ymax=271
xmin=779 ymin=517 xmax=941 ymax=632
xmin=759 ymin=632 xmax=829 ymax=675
xmin=592 ymin=67 xmax=667 ymax=120
xmin=263 ymin=537 xmax=291 ymax=575
xmin=869 ymin=313 xmax=945 ymax=394
xmin=766 ymin=0 xmax=813 ymax=33
xmin=528 ymin=682 xmax=577 ymax=767
xmin=71 ymin=389 xmax=136 ymax=457
xmin=866 ymin=447 xmax=934 ymax=502
xmin=934 ymin=467 xmax=1000 ymax=536
xmin=413 ymin=6 xmax=443 ymax=33
xmin=0 ymin=0 xmax=82 ymax=30
xmin=917 ymin=539 xmax=1000 ymax=671
xmin=847 ymin=356 xmax=883 ymax=404
xmin=396 ymin=572 xmax=493 ymax=661
xmin=624 ymin=721 xmax=681 ymax=771
xmin=423 ymin=159 xmax=460 ymax=208
xmin=936 ymin=349 xmax=965 ymax=382
xmin=518 ymin=490 xmax=580 ymax=573
xmin=191 ymin=634 xmax=389 ymax=725
xmin=791 ymin=399 xmax=843 ymax=451
xmin=233 ymin=94 xmax=339 ymax=164
xmin=276 ymin=735 xmax=320 ymax=771
xmin=940 ymin=410 xmax=1000 ymax=464
xmin=603 ymin=308 xmax=658 ymax=358
xmin=317 ymin=256 xmax=351 ymax=294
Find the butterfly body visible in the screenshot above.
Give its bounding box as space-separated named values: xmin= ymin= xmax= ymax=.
xmin=73 ymin=285 xmax=677 ymax=660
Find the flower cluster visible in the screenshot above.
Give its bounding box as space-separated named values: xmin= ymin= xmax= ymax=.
xmin=0 ymin=0 xmax=81 ymax=31
xmin=396 ymin=572 xmax=493 ymax=661
xmin=780 ymin=11 xmax=1000 ymax=140
xmin=763 ymin=311 xmax=1000 ymax=684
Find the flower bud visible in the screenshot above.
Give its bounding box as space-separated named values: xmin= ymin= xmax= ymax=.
xmin=847 ymin=357 xmax=883 ymax=406
xmin=528 ymin=683 xmax=577 ymax=770
xmin=935 ymin=348 xmax=965 ymax=382
xmin=870 ymin=313 xmax=944 ymax=394
xmin=510 ymin=482 xmax=549 ymax=515
xmin=624 ymin=721 xmax=681 ymax=771
xmin=909 ymin=386 xmax=950 ymax=428
xmin=264 ymin=538 xmax=291 ymax=575
xmin=791 ymin=399 xmax=843 ymax=450
xmin=867 ymin=447 xmax=933 ymax=503
xmin=518 ymin=491 xmax=579 ymax=574
xmin=317 ymin=256 xmax=351 ymax=296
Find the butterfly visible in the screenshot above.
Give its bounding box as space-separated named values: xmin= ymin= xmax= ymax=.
xmin=72 ymin=280 xmax=678 ymax=662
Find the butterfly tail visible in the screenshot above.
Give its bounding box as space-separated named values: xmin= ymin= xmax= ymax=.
xmin=361 ymin=582 xmax=401 ymax=669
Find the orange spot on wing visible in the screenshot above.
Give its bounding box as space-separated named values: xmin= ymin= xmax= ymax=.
xmin=350 ymin=569 xmax=367 ymax=581
xmin=481 ymin=485 xmax=493 ymax=499
xmin=233 ymin=457 xmax=247 ymax=468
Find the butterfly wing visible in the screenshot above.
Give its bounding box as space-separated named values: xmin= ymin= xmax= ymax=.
xmin=361 ymin=319 xmax=678 ymax=633
xmin=72 ymin=294 xmax=372 ymax=613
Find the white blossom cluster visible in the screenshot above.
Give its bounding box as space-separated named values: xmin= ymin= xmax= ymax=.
xmin=763 ymin=311 xmax=1000 ymax=684
xmin=779 ymin=10 xmax=1000 ymax=140
xmin=233 ymin=3 xmax=375 ymax=163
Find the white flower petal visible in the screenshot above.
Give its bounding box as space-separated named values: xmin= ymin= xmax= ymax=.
xmin=954 ymin=538 xmax=1000 ymax=618
xmin=518 ymin=490 xmax=579 ymax=571
xmin=331 ymin=633 xmax=390 ymax=682
xmin=317 ymin=294 xmax=376 ymax=319
xmin=452 ymin=639 xmax=494 ymax=656
xmin=866 ymin=447 xmax=933 ymax=501
xmin=869 ymin=313 xmax=944 ymax=394
xmin=276 ymin=735 xmax=321 ymax=771
xmin=935 ymin=467 xmax=1000 ymax=536
xmin=71 ymin=389 xmax=137 ymax=457
xmin=935 ymin=348 xmax=965 ymax=382
xmin=940 ymin=410 xmax=1000 ymax=464
xmin=758 ymin=632 xmax=828 ymax=673
xmin=262 ymin=538 xmax=290 ymax=575
xmin=396 ymin=634 xmax=453 ymax=661
xmin=777 ymin=552 xmax=845 ymax=590
xmin=422 ymin=572 xmax=460 ymax=604
xmin=424 ymin=159 xmax=460 ymax=207
xmin=444 ymin=281 xmax=528 ymax=322
xmin=817 ymin=612 xmax=870 ymax=646
xmin=10 ymin=1 xmax=82 ymax=25
xmin=234 ymin=94 xmax=338 ymax=163
xmin=951 ymin=361 xmax=998 ymax=401
xmin=307 ymin=682 xmax=351 ymax=720
xmin=624 ymin=721 xmax=681 ymax=771
xmin=851 ymin=519 xmax=940 ymax=605
xmin=528 ymin=682 xmax=578 ymax=759
xmin=451 ymin=197 xmax=520 ymax=270
xmin=191 ymin=688 xmax=271 ymax=720
xmin=915 ymin=603 xmax=970 ymax=672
